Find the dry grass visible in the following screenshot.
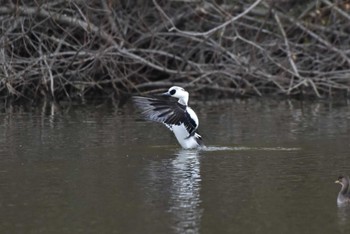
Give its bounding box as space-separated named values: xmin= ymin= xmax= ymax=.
xmin=1 ymin=0 xmax=350 ymax=102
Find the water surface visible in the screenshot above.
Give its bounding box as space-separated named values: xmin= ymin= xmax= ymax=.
xmin=0 ymin=99 xmax=350 ymax=234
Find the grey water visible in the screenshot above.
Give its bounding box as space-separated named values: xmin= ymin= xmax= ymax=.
xmin=0 ymin=99 xmax=350 ymax=234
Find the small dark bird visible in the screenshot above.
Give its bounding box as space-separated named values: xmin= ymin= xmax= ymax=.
xmin=335 ymin=175 xmax=350 ymax=205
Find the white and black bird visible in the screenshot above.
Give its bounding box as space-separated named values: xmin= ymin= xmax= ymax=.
xmin=133 ymin=86 xmax=203 ymax=149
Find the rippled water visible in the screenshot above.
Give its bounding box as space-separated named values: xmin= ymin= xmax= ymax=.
xmin=0 ymin=99 xmax=350 ymax=233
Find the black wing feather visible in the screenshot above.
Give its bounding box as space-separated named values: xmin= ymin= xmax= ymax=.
xmin=133 ymin=95 xmax=197 ymax=135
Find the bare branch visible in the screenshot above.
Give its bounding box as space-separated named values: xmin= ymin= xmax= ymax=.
xmin=153 ymin=0 xmax=264 ymax=37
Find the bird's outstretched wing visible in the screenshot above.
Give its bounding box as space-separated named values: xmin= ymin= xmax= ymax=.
xmin=133 ymin=96 xmax=197 ymax=135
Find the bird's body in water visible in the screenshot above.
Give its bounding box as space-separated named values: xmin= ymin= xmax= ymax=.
xmin=335 ymin=175 xmax=350 ymax=206
xmin=133 ymin=86 xmax=203 ymax=149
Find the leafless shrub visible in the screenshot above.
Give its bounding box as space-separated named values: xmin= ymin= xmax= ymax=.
xmin=1 ymin=0 xmax=350 ymax=101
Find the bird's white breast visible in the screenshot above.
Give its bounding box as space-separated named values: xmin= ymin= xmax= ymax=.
xmin=172 ymin=124 xmax=199 ymax=149
xmin=169 ymin=106 xmax=200 ymax=149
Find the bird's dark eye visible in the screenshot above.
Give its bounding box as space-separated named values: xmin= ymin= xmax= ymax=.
xmin=170 ymin=89 xmax=176 ymax=95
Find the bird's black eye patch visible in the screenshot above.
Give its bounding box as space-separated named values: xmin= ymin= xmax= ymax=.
xmin=170 ymin=89 xmax=176 ymax=95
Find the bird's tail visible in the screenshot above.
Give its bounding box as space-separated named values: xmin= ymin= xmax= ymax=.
xmin=194 ymin=133 xmax=204 ymax=146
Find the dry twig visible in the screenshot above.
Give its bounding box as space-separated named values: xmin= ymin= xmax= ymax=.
xmin=0 ymin=0 xmax=350 ymax=101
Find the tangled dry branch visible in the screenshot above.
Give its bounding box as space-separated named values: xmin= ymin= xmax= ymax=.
xmin=1 ymin=0 xmax=350 ymax=102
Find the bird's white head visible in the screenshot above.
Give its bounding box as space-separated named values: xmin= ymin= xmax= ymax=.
xmin=163 ymin=86 xmax=189 ymax=105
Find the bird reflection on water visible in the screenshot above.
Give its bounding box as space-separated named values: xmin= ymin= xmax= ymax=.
xmin=169 ymin=149 xmax=202 ymax=234
xmin=143 ymin=149 xmax=203 ymax=234
xmin=337 ymin=205 xmax=350 ymax=232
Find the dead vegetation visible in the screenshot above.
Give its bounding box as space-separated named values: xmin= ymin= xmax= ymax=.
xmin=1 ymin=0 xmax=350 ymax=102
